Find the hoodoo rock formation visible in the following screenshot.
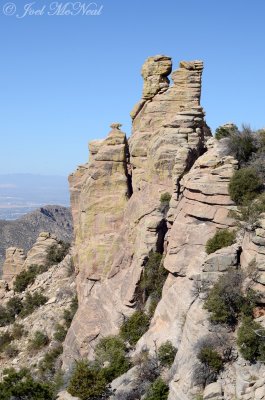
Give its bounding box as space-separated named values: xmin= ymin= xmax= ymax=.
xmin=64 ymin=56 xmax=210 ymax=365
xmin=64 ymin=55 xmax=265 ymax=399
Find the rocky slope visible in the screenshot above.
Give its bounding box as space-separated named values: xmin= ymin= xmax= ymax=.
xmin=0 ymin=232 xmax=76 ymax=381
xmin=0 ymin=205 xmax=73 ymax=272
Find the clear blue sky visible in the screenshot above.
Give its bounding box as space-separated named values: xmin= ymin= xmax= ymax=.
xmin=1 ymin=0 xmax=265 ymax=176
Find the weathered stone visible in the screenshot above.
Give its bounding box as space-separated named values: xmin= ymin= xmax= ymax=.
xmin=23 ymin=232 xmax=59 ymax=268
xmin=141 ymin=55 xmax=172 ymax=100
xmin=65 ymin=56 xmax=210 ymax=369
xmin=202 ymin=245 xmax=238 ymax=272
xmin=255 ymin=386 xmax=265 ymax=400
xmin=203 ymin=382 xmax=222 ymax=399
xmin=57 ymin=391 xmax=80 ymax=400
xmin=2 ymin=247 xmax=26 ymax=282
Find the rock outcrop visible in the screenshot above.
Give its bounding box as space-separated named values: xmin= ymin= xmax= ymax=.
xmin=0 ymin=205 xmax=73 ymax=272
xmin=23 ymin=232 xmax=59 ymax=268
xmin=64 ymin=55 xmax=265 ymax=399
xmin=2 ymin=247 xmax=26 ymax=282
xmin=133 ymin=139 xmax=239 ymax=399
xmin=2 ymin=232 xmax=64 ymax=286
xmin=64 ymin=55 xmax=210 ymax=367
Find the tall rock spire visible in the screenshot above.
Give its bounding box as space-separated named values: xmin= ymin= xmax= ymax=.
xmin=64 ymin=55 xmax=210 ymax=368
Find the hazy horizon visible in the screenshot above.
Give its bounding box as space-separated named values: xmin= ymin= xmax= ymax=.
xmin=0 ymin=173 xmax=70 ymax=219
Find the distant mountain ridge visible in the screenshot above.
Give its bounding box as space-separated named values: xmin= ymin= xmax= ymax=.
xmin=0 ymin=205 xmax=73 ymax=270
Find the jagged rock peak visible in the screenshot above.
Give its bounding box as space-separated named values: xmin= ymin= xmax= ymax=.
xmin=131 ymin=56 xmax=204 ymax=120
xmin=141 ymin=54 xmax=172 ymax=100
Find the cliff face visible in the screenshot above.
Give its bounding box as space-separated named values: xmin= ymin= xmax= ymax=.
xmin=66 ymin=55 xmax=265 ymax=399
xmin=65 ymin=56 xmax=209 ymax=366
xmin=136 ymin=140 xmax=239 ymax=399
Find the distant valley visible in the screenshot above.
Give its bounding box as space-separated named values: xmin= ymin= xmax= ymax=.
xmin=0 ymin=174 xmax=70 ymax=219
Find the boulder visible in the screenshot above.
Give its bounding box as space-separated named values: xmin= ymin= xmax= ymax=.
xmin=203 ymin=382 xmax=223 ymax=399
xmin=202 ymin=245 xmax=238 ymax=273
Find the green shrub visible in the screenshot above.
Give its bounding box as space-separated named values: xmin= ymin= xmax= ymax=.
xmin=140 ymin=252 xmax=167 ymax=314
xmin=0 ymin=368 xmax=54 ymax=400
xmin=46 ymin=242 xmax=70 ymax=266
xmin=194 ymin=395 xmax=204 ymax=400
xmin=6 ymin=296 xmax=23 ymax=319
xmin=0 ymin=332 xmax=13 ymax=352
xmin=13 ymin=264 xmax=48 ymax=293
xmin=133 ymin=349 xmax=160 ymax=384
xmin=0 ymin=296 xmax=23 ymax=326
xmin=38 ymin=344 xmax=63 ymax=377
xmin=160 ymin=192 xmax=171 ymax=205
xmin=257 ymin=128 xmax=265 ymax=150
xmin=12 ymin=323 xmax=26 ymax=339
xmin=197 ymin=347 xmax=223 ymax=373
xmin=63 ymin=296 xmax=78 ymax=328
xmin=28 ymin=331 xmax=49 ymax=351
xmin=4 ymin=344 xmax=18 ymax=358
xmin=237 ymin=317 xmax=265 ymax=362
xmin=120 ymin=311 xmax=150 ymax=346
xmin=230 ymin=193 xmax=265 ymax=227
xmin=204 ymin=270 xmax=257 ymax=326
xmin=53 ymin=324 xmax=67 ymax=342
xmin=215 ymin=123 xmax=239 ymax=140
xmin=0 ymin=292 xmax=47 ymax=326
xmin=229 ymin=168 xmax=263 ymax=205
xmin=0 ymin=306 xmax=12 ymax=327
xmin=68 ymin=360 xmax=108 ymax=400
xmin=227 ymin=125 xmax=258 ymax=164
xmin=250 ymin=152 xmax=265 ymax=182
xmin=20 ymin=291 xmax=48 ymax=317
xmin=206 ymin=229 xmax=236 ymax=255
xmin=95 ymin=335 xmax=130 ymax=381
xmin=144 ymin=378 xmax=169 ymax=400
xmin=157 ymin=340 xmax=177 ymax=367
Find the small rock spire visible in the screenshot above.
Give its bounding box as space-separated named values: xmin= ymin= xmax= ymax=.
xmin=110 ymin=123 xmax=122 ymax=130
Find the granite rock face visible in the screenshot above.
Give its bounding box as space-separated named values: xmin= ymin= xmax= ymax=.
xmin=64 ymin=55 xmax=265 ymax=399
xmin=133 ymin=139 xmax=239 ymax=400
xmin=64 ymin=56 xmax=210 ymax=367
xmin=2 ymin=247 xmax=26 ymax=282
xmin=68 ymin=126 xmax=130 ymax=281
